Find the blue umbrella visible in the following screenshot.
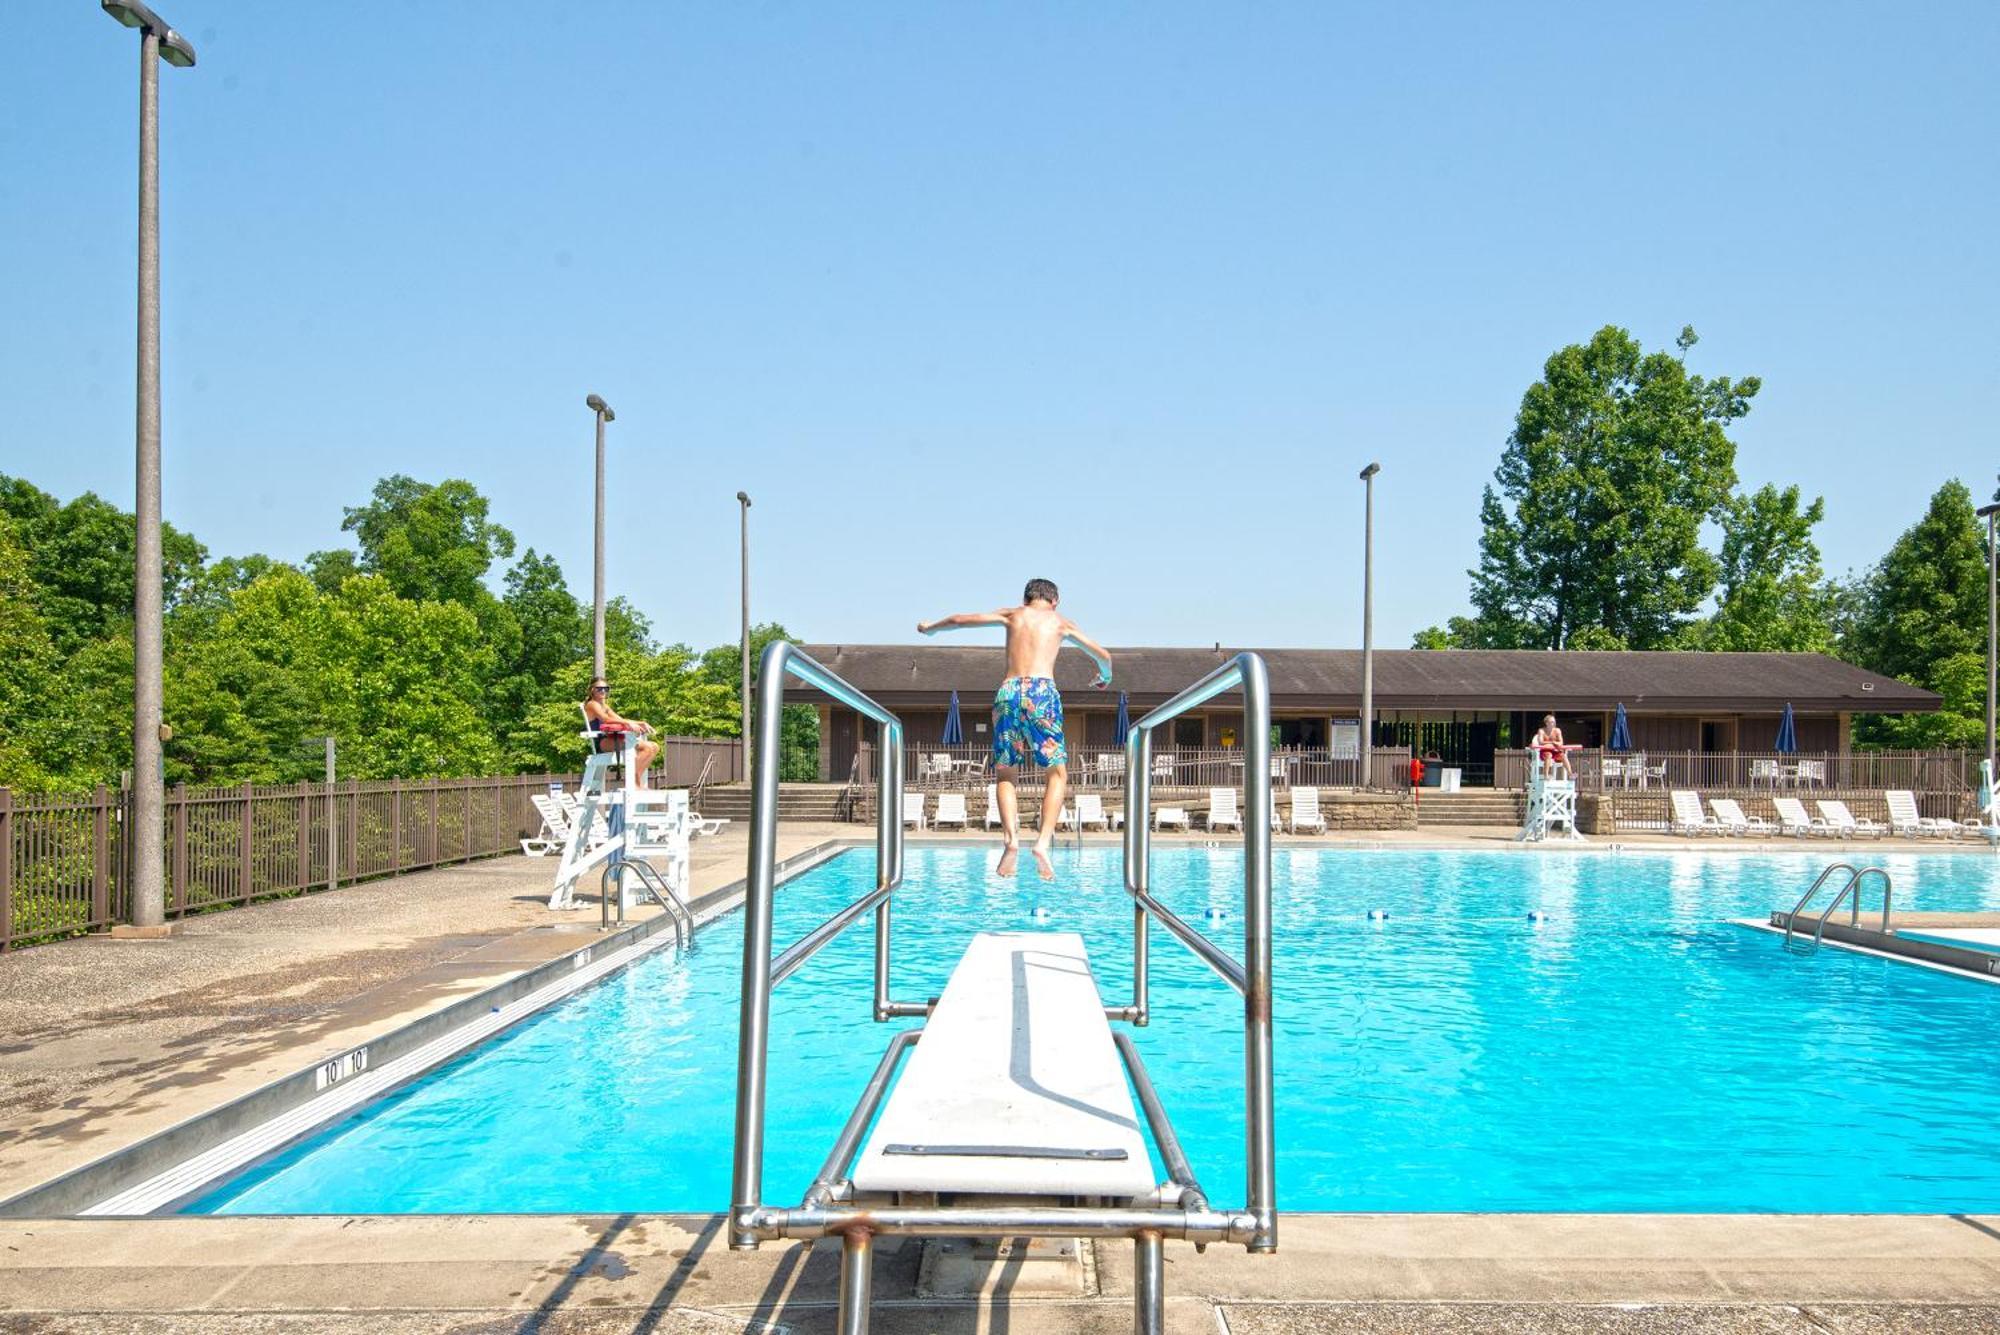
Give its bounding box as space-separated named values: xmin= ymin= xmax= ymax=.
xmin=1113 ymin=691 xmax=1131 ymax=746
xmin=1609 ymin=703 xmax=1632 ymax=752
xmin=942 ymin=690 xmax=965 ymax=746
xmin=1774 ymin=703 xmax=1797 ymax=754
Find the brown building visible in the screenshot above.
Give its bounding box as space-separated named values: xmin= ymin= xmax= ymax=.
xmin=786 ymin=645 xmax=1940 ymax=787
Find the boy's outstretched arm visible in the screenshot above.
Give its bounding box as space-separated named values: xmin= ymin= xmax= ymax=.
xmin=1063 ymin=621 xmax=1114 ymax=689
xmin=917 ymin=609 xmax=1012 ymax=635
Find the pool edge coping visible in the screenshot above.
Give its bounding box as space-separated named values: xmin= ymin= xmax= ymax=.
xmin=0 ymin=838 xmax=866 ymax=1221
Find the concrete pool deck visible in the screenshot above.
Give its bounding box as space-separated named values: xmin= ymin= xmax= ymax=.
xmin=3 ymin=821 xmax=1998 ymax=1328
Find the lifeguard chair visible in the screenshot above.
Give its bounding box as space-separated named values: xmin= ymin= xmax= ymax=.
xmin=1518 ymin=752 xmax=1585 ymax=843
xmin=547 ymin=722 xmax=693 ymax=932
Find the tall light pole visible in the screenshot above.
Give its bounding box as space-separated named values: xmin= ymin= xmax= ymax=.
xmin=586 ymin=394 xmax=614 ymax=681
xmin=1979 ymin=501 xmax=1999 ymax=771
xmin=737 ymin=492 xmax=752 ymax=775
xmin=1358 ymin=462 xmax=1381 ymax=790
xmin=103 ymin=1 xmax=195 ymax=936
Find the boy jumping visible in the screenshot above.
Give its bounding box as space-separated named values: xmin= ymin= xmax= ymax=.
xmin=918 ymin=579 xmax=1112 ymax=881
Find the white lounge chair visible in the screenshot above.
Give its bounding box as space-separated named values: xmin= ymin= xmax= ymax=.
xmin=1289 ymin=786 xmax=1327 ymax=835
xmin=984 ymin=784 xmax=1004 ymax=830
xmin=521 ymin=793 xmax=567 ymax=856
xmin=932 ymin=792 xmax=969 ymax=830
xmin=904 ymin=790 xmax=926 ymax=830
xmin=1771 ymin=797 xmax=1826 ymax=836
xmin=1669 ymin=790 xmax=1726 ymax=836
xmin=1206 ymin=788 xmax=1243 ymax=833
xmin=1885 ymin=789 xmax=1956 ymax=838
xmin=1817 ymin=799 xmax=1885 ymax=839
xmin=1074 ymin=794 xmax=1111 ymax=831
xmin=533 ymin=793 xmax=610 ymax=852
xmin=1268 ymin=790 xmax=1283 ymax=831
xmin=1708 ymin=798 xmax=1774 ymax=837
xmin=1155 ymin=806 xmax=1190 ymax=831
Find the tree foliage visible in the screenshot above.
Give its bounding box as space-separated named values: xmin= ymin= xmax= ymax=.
xmin=1842 ymin=480 xmax=1989 ymax=748
xmin=0 ymin=472 xmax=815 ymax=793
xmin=1694 ymin=484 xmax=1837 ymax=653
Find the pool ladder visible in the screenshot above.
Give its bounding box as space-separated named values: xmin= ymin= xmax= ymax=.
xmin=601 ymin=859 xmax=694 ymax=949
xmin=1783 ymin=863 xmax=1893 ymax=955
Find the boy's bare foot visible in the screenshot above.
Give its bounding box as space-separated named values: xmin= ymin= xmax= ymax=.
xmin=1031 ymin=845 xmax=1055 ymax=881
xmin=996 ymin=843 xmax=1019 ymax=878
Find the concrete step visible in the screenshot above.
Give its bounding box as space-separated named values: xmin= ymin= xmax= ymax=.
xmin=1415 ymin=792 xmax=1525 ymax=826
xmin=695 ymin=784 xmax=851 ymax=821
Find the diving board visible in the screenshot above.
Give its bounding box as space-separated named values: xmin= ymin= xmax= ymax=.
xmin=850 ymin=931 xmax=1156 ymax=1200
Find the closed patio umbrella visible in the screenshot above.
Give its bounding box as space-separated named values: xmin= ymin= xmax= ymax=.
xmin=1609 ymin=703 xmax=1632 ymax=752
xmin=1775 ymin=703 xmax=1797 ymax=754
xmin=942 ymin=690 xmax=964 ymax=746
xmin=1113 ymin=691 xmax=1131 ymax=746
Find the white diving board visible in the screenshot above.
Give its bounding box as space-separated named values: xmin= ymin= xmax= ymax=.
xmin=850 ymin=931 xmax=1156 ymax=1201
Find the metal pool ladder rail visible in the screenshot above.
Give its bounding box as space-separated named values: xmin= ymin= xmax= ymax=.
xmin=728 ymin=645 xmax=1277 ymax=1335
xmin=1783 ymin=862 xmax=1893 ymax=954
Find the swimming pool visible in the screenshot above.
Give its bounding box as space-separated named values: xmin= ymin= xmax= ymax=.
xmin=191 ymin=845 xmax=2000 ymax=1215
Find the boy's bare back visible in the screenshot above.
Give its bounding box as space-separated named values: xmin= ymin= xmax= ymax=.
xmin=1001 ymin=602 xmax=1067 ymax=680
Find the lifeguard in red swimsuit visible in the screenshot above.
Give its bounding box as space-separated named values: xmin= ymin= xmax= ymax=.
xmin=1531 ymin=714 xmax=1575 ymax=778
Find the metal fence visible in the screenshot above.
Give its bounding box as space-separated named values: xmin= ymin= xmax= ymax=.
xmin=1492 ymin=748 xmax=1973 ymax=798
xmin=862 ymin=743 xmax=1414 ymax=798
xmin=1 ymin=772 xmax=573 ymax=952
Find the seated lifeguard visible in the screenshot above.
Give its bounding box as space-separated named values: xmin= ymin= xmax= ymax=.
xmin=584 ymin=677 xmax=658 ymax=786
xmin=1531 ymin=713 xmax=1573 ymax=779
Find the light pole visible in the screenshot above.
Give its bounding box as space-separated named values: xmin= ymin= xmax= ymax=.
xmin=587 ymin=394 xmax=614 ymax=681
xmin=103 ymin=0 xmax=195 ymax=936
xmin=1358 ymin=462 xmax=1380 ymax=790
xmin=737 ymin=492 xmax=752 ymax=775
xmin=1979 ymin=501 xmax=1999 ymax=771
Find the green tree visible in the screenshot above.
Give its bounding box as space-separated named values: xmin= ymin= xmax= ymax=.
xmin=1457 ymin=325 xmax=1756 ymax=649
xmin=1695 ymin=484 xmax=1837 ymax=652
xmin=700 ymin=622 xmax=821 ymax=780
xmin=321 ymin=475 xmax=516 ymax=607
xmin=0 ymin=516 xmax=63 ymax=790
xmin=1844 ymin=480 xmax=1988 ymax=747
xmin=0 ymin=474 xmax=207 ymax=656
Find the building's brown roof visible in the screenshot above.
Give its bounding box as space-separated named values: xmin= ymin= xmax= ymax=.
xmin=784 ymin=645 xmax=1939 ymax=714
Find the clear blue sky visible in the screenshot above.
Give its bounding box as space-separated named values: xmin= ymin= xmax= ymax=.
xmin=5 ymin=2 xmax=1995 ymax=654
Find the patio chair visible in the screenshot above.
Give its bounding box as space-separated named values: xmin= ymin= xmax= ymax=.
xmin=927 ymin=753 xmax=955 ymax=783
xmin=1289 ymin=786 xmax=1327 ymax=835
xmin=1885 ymin=789 xmax=1956 ymax=837
xmin=1601 ymin=757 xmax=1626 ymax=788
xmin=1074 ymin=794 xmax=1111 ymax=831
xmin=932 ymin=792 xmax=969 ymax=830
xmin=1644 ymin=757 xmax=1667 ymax=788
xmin=1748 ymin=758 xmax=1781 ymax=788
xmin=1206 ymin=788 xmax=1243 ymax=833
xmin=1708 ymin=798 xmax=1774 ymax=837
xmin=1772 ymin=797 xmax=1828 ymax=837
xmin=1155 ymin=806 xmax=1191 ymax=832
xmin=1669 ymin=790 xmax=1726 ymax=836
xmin=1095 ymin=753 xmax=1127 ymax=787
xmin=1817 ymin=799 xmax=1884 ymax=839
xmin=903 ymin=790 xmax=926 ymax=830
xmin=1150 ymin=752 xmax=1176 ymax=785
xmin=983 ymin=784 xmax=1004 ymax=830
xmin=521 ymin=793 xmax=568 ymax=856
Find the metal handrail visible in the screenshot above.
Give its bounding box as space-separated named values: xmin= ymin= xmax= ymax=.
xmin=603 ymin=859 xmax=692 ymax=950
xmin=1119 ymin=651 xmax=1277 ymax=1253
xmin=731 ymin=641 xmax=907 ymax=1251
xmin=1782 ymin=863 xmax=1856 ymax=951
xmin=1809 ymin=866 xmax=1892 ymax=951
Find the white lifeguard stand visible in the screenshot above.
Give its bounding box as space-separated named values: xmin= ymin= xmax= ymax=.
xmin=548 ymin=729 xmax=693 ymax=916
xmin=1518 ymin=753 xmax=1585 ymax=843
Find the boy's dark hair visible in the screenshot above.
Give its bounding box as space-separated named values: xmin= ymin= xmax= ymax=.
xmin=1023 ymin=578 xmax=1059 ymax=605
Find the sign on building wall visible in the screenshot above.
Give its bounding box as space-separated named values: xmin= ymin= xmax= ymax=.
xmin=1331 ymin=718 xmax=1361 ymax=760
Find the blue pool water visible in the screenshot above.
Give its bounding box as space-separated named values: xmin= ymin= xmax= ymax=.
xmin=193 ymin=847 xmax=2000 ymax=1215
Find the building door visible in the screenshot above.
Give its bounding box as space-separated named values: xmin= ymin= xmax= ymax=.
xmin=830 ymin=708 xmax=858 ymax=780
xmin=1699 ymin=719 xmax=1735 ymax=753
xmin=1173 ymin=717 xmax=1205 ymax=749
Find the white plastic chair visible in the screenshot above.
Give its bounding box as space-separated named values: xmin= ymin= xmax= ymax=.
xmin=1207 ymin=788 xmax=1243 ymax=833
xmin=1669 ymin=790 xmax=1725 ymax=836
xmin=903 ymin=790 xmax=926 ymax=830
xmin=1885 ymin=789 xmax=1955 ymax=837
xmin=1074 ymin=794 xmax=1110 ymax=831
xmin=1155 ymin=806 xmax=1190 ymax=832
xmin=1772 ymin=797 xmax=1826 ymax=837
xmin=1708 ymin=798 xmax=1773 ymax=836
xmin=1817 ymin=799 xmax=1884 ymax=839
xmin=1289 ymin=786 xmax=1326 ymax=835
xmin=932 ymin=792 xmax=969 ymax=829
xmin=983 ymin=784 xmax=1004 ymax=830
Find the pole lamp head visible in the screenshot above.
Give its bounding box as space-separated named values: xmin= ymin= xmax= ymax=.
xmin=737 ymin=491 xmax=751 ymax=507
xmin=1978 ymin=503 xmax=2000 ymax=521
xmin=102 ymin=2 xmax=198 ymax=65
xmin=1358 ymin=462 xmax=1381 ymax=482
xmin=586 ymin=393 xmax=614 ymax=422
